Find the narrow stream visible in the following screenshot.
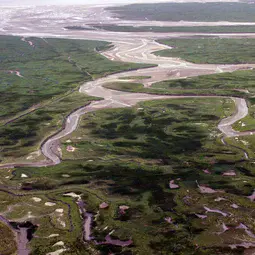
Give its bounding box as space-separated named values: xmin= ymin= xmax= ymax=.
xmin=17 ymin=227 xmax=29 ymax=255
xmin=0 ymin=216 xmax=36 ymax=255
xmin=77 ymin=200 xmax=93 ymax=241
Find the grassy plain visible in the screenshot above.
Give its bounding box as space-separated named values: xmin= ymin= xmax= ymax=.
xmin=155 ymin=38 xmax=255 ymax=64
xmin=108 ymin=2 xmax=255 ymax=22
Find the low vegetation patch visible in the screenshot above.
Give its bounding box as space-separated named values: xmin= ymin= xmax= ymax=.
xmin=0 ymin=222 xmax=17 ymax=255
xmin=155 ymin=38 xmax=255 ymax=64
xmin=108 ymin=2 xmax=255 ymax=22
xmin=103 ymin=69 xmax=255 ymax=99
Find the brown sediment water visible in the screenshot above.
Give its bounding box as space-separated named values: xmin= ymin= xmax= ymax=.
xmin=77 ymin=200 xmax=133 ymax=246
xmin=169 ymin=180 xmax=179 ymax=189
xmin=248 ymin=190 xmax=255 ymax=202
xmin=84 ymin=213 xmax=93 ymax=241
xmin=17 ymin=227 xmax=29 ymax=255
xmin=214 ymin=197 xmax=227 ymax=202
xmin=231 ymin=203 xmax=239 ymax=209
xmin=196 ymin=181 xmax=218 ymax=194
xmin=229 ymin=243 xmax=255 ymax=249
xmin=199 ymin=185 xmax=217 ymax=194
xmin=96 ymin=235 xmax=133 ymax=247
xmin=222 ymin=170 xmax=236 ymax=176
xmin=195 ymin=214 xmax=207 ymax=219
xmin=236 ymin=223 xmax=255 ymax=239
xmin=217 ymin=223 xmax=230 ymax=235
xmin=244 ymin=248 xmax=255 ymax=255
xmin=164 ymin=217 xmax=173 ymax=223
xmin=21 ymin=37 xmax=34 ymax=48
xmin=204 ymin=206 xmax=228 ymax=217
xmin=99 ymin=202 xmax=109 ymax=209
xmin=16 ymin=222 xmax=37 ymax=255
xmin=77 ymin=200 xmax=93 ymax=241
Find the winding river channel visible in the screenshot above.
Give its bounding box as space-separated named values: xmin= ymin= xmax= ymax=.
xmin=0 ymin=4 xmax=255 ymax=255
xmin=0 ymin=38 xmax=255 ymax=168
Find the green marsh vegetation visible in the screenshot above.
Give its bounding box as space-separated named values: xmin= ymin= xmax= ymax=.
xmin=0 ymin=92 xmax=98 ymax=162
xmin=12 ymin=98 xmax=255 ymax=254
xmin=152 ymin=69 xmax=255 ymax=96
xmin=108 ymin=2 xmax=255 ymax=22
xmin=0 ymin=35 xmax=151 ymax=121
xmin=0 ymin=222 xmax=16 ymax=255
xmin=155 ymin=38 xmax=255 ymax=64
xmin=0 ymin=36 xmax=151 ymax=163
xmin=104 ymin=69 xmax=255 ymax=133
xmin=0 ymin=31 xmax=255 ymax=255
xmin=103 ymin=69 xmax=255 ymax=98
xmin=104 ymin=68 xmax=255 ymax=134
